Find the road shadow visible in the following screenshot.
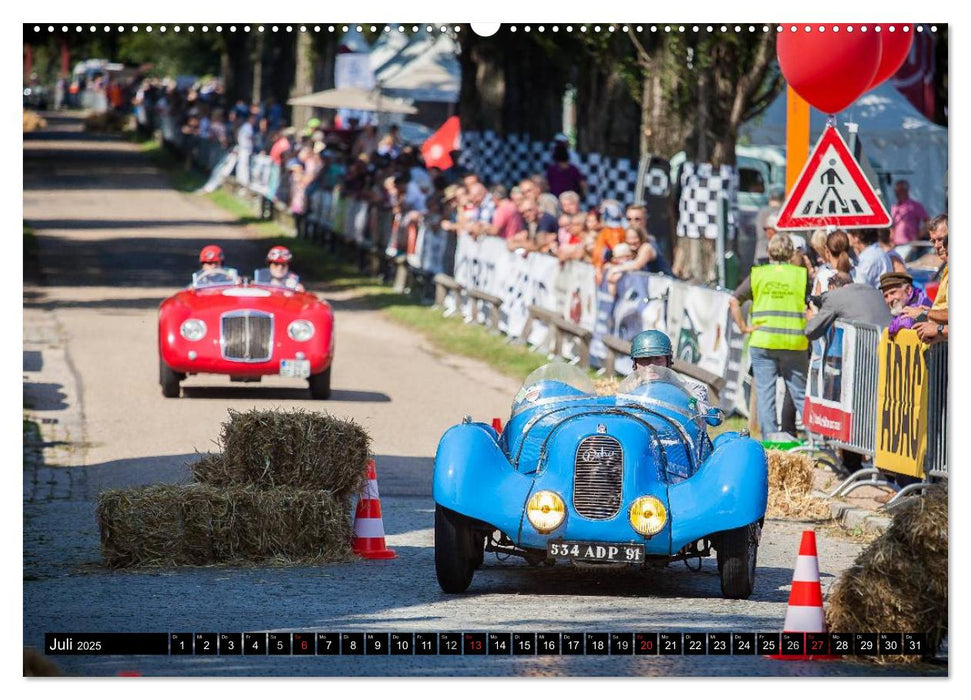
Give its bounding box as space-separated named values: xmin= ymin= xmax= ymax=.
xmin=23 ymin=381 xmax=68 ymax=411
xmin=23 ymin=350 xmax=43 ymax=372
xmin=372 ymin=454 xmax=434 ymax=498
xmin=179 ymin=386 xmax=391 ymax=402
xmin=24 ymin=453 xmax=198 ymax=503
xmin=28 ymin=218 xmax=246 ymax=231
xmin=24 ymin=296 xmax=168 ymax=311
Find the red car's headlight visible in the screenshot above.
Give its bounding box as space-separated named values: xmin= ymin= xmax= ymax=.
xmin=180 ymin=319 xmax=207 ymax=341
xmin=287 ymin=320 xmax=315 ymax=342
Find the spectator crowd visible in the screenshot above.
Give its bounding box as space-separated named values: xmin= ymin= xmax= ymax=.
xmin=133 ymin=77 xmax=949 ymax=465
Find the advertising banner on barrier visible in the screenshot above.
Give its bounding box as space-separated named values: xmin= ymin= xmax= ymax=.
xmin=875 ymin=329 xmax=929 ymax=478
xmin=666 ymin=284 xmax=734 ymax=377
xmin=553 ymin=261 xmax=598 ymax=361
xmin=802 ymin=325 xmax=854 ymax=442
xmin=417 ymin=224 xmax=448 ymax=275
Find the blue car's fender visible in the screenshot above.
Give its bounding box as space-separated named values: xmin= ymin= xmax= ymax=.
xmin=433 ymin=422 xmax=533 ymax=535
xmin=667 ymin=435 xmax=767 ymax=553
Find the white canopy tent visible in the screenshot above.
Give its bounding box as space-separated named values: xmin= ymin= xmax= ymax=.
xmin=379 ymin=34 xmax=460 ymax=103
xmin=740 ymin=82 xmax=948 ymax=217
xmin=288 ymin=87 xmax=417 ymax=115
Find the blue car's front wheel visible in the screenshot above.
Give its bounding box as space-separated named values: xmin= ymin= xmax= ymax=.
xmin=716 ymin=521 xmax=760 ymax=599
xmin=435 ymin=505 xmax=483 ymax=593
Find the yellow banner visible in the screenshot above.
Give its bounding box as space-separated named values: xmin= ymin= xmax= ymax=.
xmin=875 ymin=329 xmax=929 ymax=477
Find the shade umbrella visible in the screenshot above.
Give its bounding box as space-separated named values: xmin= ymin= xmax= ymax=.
xmin=287 ymin=86 xmax=418 ymax=115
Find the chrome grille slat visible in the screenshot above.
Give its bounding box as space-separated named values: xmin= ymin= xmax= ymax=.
xmin=221 ymin=311 xmax=273 ymax=362
xmin=573 ymin=435 xmax=623 ymax=520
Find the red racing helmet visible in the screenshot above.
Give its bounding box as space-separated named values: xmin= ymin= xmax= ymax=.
xmin=199 ymin=244 xmax=225 ymax=265
xmin=267 ymin=245 xmax=293 ymax=264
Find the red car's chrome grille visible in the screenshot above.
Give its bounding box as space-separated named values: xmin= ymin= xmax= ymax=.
xmin=573 ymin=435 xmax=623 ymax=520
xmin=221 ymin=311 xmax=273 ymax=362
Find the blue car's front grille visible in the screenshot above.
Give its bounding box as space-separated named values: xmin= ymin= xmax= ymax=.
xmin=573 ymin=435 xmax=623 ymax=520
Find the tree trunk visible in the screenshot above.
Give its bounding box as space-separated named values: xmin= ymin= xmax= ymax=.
xmin=574 ymin=36 xmax=640 ymax=158
xmin=251 ymin=32 xmax=264 ymax=106
xmin=289 ymin=31 xmax=313 ymax=131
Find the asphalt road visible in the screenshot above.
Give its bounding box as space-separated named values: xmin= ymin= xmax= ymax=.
xmin=22 ymin=116 xmax=944 ymax=678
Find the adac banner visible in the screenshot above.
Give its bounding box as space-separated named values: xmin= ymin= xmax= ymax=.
xmin=875 ymin=329 xmax=929 ymax=478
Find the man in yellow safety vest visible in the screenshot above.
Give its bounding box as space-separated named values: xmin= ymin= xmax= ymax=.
xmin=729 ymin=233 xmax=809 ymax=439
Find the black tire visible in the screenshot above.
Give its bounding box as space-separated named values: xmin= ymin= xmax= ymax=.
xmin=434 ymin=505 xmax=481 ymax=593
xmin=308 ymin=367 xmax=332 ymax=400
xmin=159 ymin=358 xmax=182 ymax=398
xmin=717 ymin=522 xmax=760 ymax=599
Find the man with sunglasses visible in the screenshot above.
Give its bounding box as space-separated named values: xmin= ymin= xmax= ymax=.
xmin=255 ymin=245 xmax=305 ymax=292
xmin=905 ymin=214 xmax=948 ymax=343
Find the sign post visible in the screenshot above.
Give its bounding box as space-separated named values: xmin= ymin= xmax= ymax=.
xmin=785 ymin=86 xmax=810 ymax=196
xmin=776 ymin=124 xmax=892 ymax=231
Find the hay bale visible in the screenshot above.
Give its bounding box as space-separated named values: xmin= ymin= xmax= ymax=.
xmin=23 ymin=110 xmax=47 ymax=132
xmin=766 ymin=450 xmax=830 ymax=520
xmin=826 ymin=484 xmax=948 ymax=662
xmin=97 ymin=484 xmax=356 ymax=568
xmin=212 ymin=409 xmax=370 ymax=497
xmin=594 ymin=377 xmax=619 ymax=396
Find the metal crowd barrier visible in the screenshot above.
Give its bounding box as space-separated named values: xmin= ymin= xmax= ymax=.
xmin=925 ymin=340 xmax=948 ymax=478
xmin=834 ymin=321 xmax=882 ymax=457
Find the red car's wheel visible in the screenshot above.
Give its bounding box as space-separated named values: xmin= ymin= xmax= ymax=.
xmin=308 ymin=367 xmax=332 ymax=400
xmin=159 ymin=358 xmax=183 ymax=398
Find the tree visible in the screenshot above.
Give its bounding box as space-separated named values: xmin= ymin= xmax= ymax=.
xmin=629 ymin=29 xmax=782 ymax=281
xmin=630 ymin=30 xmax=781 ymax=167
xmin=458 ymin=29 xmax=567 ymax=138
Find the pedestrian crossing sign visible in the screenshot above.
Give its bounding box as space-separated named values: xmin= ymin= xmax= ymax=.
xmin=776 ymin=125 xmax=891 ymax=230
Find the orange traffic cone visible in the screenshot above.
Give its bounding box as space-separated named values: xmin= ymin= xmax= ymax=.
xmin=770 ymin=530 xmax=838 ymax=661
xmin=351 ymin=459 xmax=396 ymax=560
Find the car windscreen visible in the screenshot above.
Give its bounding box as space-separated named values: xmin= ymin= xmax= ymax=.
xmin=191 ymin=267 xmax=240 ymax=288
xmin=253 ymin=267 xmax=301 ymax=288
xmin=616 ymin=366 xmax=695 ymax=407
xmin=511 ymin=363 xmax=596 ymax=416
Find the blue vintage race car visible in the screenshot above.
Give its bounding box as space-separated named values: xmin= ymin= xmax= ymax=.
xmin=433 ymin=363 xmax=768 ymax=598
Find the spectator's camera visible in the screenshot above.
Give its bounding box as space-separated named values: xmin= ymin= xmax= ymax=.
xmin=809 ymin=294 xmax=824 ymax=309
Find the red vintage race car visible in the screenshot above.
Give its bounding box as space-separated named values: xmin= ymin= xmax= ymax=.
xmin=158 ymin=268 xmax=334 ymax=399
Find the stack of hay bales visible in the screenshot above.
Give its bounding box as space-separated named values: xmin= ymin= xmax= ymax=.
xmin=82 ymin=110 xmax=128 ymax=132
xmin=826 ymin=484 xmax=948 ymax=662
xmin=97 ymin=409 xmax=371 ymax=567
xmin=765 ymin=450 xmax=831 ymax=520
xmin=23 ymin=110 xmax=47 ymax=132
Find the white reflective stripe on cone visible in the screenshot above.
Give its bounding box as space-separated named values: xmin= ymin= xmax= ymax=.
xmin=353 ymin=518 xmax=386 ymax=539
xmin=783 ymin=606 xmax=826 ymax=633
xmin=362 ymin=480 xmax=380 ymax=500
xmin=792 ymin=555 xmax=820 ymax=582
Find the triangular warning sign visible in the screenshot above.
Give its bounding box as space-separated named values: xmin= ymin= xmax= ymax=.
xmin=777 ymin=125 xmax=891 ymax=230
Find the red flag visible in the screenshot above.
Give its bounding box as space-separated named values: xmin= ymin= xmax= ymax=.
xmin=421 ymin=116 xmax=461 ymax=170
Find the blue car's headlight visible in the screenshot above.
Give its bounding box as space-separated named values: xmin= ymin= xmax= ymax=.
xmin=526 ymin=491 xmax=566 ymax=533
xmin=630 ymin=496 xmax=667 ymax=536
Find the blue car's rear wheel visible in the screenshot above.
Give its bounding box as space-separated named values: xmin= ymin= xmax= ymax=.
xmin=435 ymin=505 xmax=482 ymax=593
xmin=717 ymin=522 xmax=760 ymax=599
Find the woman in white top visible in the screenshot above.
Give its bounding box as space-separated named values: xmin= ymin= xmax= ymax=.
xmin=811 ymin=229 xmax=853 ymax=297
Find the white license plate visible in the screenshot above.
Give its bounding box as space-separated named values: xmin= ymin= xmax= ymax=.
xmin=279 ymin=359 xmax=311 ymax=378
xmin=547 ymin=541 xmax=644 ymax=563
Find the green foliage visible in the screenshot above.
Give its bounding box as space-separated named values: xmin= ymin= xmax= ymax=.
xmin=116 ymin=32 xmax=222 ymax=78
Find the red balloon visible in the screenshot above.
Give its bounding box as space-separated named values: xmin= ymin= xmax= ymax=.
xmin=867 ymin=25 xmax=915 ymax=89
xmin=777 ymin=24 xmax=882 ymax=114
